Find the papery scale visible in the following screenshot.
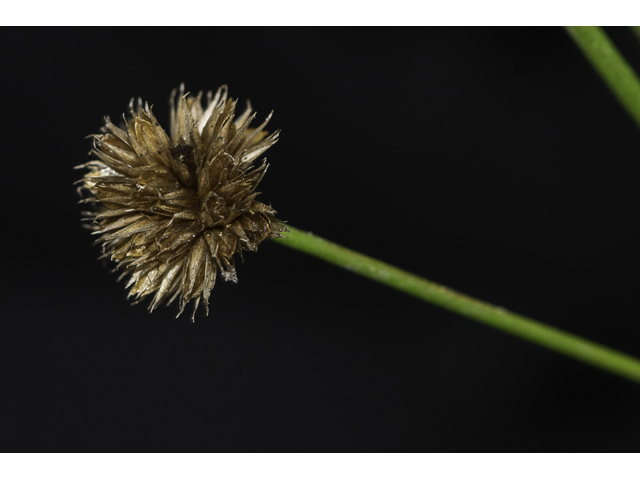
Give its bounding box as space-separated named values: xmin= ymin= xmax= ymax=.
xmin=77 ymin=85 xmax=286 ymax=319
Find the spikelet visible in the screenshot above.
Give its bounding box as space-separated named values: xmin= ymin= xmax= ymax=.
xmin=77 ymin=85 xmax=287 ymax=319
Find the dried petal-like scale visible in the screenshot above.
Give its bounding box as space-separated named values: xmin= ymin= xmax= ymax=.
xmin=78 ymin=85 xmax=287 ymax=319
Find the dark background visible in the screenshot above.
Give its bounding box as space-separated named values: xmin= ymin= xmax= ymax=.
xmin=2 ymin=27 xmax=640 ymax=452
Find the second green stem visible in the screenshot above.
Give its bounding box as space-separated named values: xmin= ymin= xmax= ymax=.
xmin=566 ymin=26 xmax=640 ymax=130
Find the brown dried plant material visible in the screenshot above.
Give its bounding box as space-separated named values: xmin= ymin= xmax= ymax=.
xmin=77 ymin=85 xmax=287 ymax=319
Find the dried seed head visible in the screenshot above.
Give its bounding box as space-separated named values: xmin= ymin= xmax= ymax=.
xmin=77 ymin=85 xmax=287 ymax=319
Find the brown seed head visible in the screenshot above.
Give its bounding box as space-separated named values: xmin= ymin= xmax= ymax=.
xmin=77 ymin=85 xmax=287 ymax=319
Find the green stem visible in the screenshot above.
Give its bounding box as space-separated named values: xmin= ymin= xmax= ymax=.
xmin=272 ymin=225 xmax=640 ymax=384
xmin=566 ymin=26 xmax=640 ymax=129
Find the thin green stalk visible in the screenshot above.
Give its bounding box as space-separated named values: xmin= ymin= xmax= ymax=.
xmin=566 ymin=26 xmax=640 ymax=129
xmin=272 ymin=225 xmax=640 ymax=384
xmin=268 ymin=28 xmax=640 ymax=383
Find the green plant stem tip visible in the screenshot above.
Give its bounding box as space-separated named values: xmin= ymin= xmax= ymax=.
xmin=566 ymin=26 xmax=640 ymax=130
xmin=272 ymin=225 xmax=640 ymax=384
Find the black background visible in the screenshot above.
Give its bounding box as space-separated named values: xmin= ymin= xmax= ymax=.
xmin=2 ymin=27 xmax=640 ymax=452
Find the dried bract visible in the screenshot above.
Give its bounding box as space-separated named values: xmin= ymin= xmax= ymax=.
xmin=77 ymin=85 xmax=287 ymax=319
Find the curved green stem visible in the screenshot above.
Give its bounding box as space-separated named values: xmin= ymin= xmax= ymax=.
xmin=272 ymin=225 xmax=640 ymax=384
xmin=268 ymin=28 xmax=640 ymax=383
xmin=566 ymin=26 xmax=640 ymax=129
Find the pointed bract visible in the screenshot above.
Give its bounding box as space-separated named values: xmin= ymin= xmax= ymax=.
xmin=78 ymin=85 xmax=287 ymax=320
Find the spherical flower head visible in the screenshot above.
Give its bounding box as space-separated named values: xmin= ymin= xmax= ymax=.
xmin=77 ymin=85 xmax=287 ymax=319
